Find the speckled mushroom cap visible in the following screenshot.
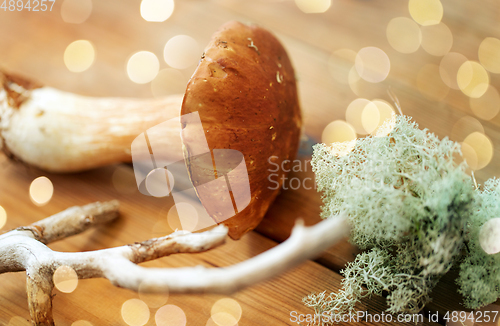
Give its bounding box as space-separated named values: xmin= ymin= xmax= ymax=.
xmin=181 ymin=21 xmax=302 ymax=239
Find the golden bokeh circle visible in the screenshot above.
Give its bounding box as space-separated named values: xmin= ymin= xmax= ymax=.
xmin=470 ymin=85 xmax=500 ymax=121
xmin=64 ymin=40 xmax=95 ymax=73
xmin=29 ymin=176 xmax=54 ymax=206
xmin=61 ymin=0 xmax=92 ymax=24
xmin=211 ymin=298 xmax=242 ymax=325
xmin=167 ymin=202 xmax=199 ymax=232
xmin=386 ymin=17 xmax=422 ymax=54
xmin=439 ymin=52 xmax=468 ymax=90
xmin=360 ymin=101 xmax=380 ymax=134
xmin=478 ymin=37 xmax=500 ymax=74
xmin=345 ymin=98 xmax=372 ymax=134
xmin=321 ymin=120 xmax=357 ymax=144
xmin=0 ymin=205 xmax=6 ymax=229
xmin=53 ymin=265 xmax=78 ymax=293
xmin=140 ymin=0 xmax=174 ymax=22
xmin=451 ymin=116 xmax=484 ymax=142
xmin=8 ymin=317 xmax=31 ymax=326
xmin=295 ymin=0 xmax=331 ymax=13
xmin=121 ymin=299 xmax=150 ymax=326
xmin=354 ymin=47 xmax=391 ymax=83
xmin=371 ymin=100 xmax=396 ymax=136
xmin=71 ymin=321 xmax=93 ymax=326
xmin=164 ymin=35 xmax=200 ymax=70
xmin=462 ymin=132 xmax=493 ymax=170
xmin=457 ymin=61 xmax=489 ymax=98
xmin=127 ymin=51 xmax=160 ymax=84
xmin=155 ymin=304 xmax=187 ymax=326
xmin=408 ymin=0 xmax=443 ymax=26
xmin=420 ymin=22 xmax=453 ymax=56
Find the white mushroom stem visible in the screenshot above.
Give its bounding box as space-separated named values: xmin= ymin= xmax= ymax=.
xmin=0 ymin=200 xmax=350 ymax=325
xmin=0 ymin=71 xmax=184 ymax=172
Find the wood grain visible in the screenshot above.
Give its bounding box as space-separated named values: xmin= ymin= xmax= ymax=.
xmin=1 ymin=0 xmax=499 ymax=324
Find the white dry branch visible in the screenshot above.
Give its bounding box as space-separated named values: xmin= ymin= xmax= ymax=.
xmin=0 ymin=200 xmax=350 ymax=326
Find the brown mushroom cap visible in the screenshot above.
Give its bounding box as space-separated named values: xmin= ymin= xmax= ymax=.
xmin=181 ymin=21 xmax=302 ymax=239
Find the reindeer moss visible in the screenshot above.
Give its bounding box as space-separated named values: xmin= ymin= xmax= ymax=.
xmin=304 ymin=116 xmax=499 ymax=320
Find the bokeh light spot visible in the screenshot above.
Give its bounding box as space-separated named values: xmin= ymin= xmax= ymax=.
xmin=7 ymin=317 xmax=31 ymax=326
xmin=420 ymin=23 xmax=453 ymax=56
xmin=371 ymin=100 xmax=396 ymax=136
xmin=479 ymin=218 xmax=500 ymax=255
xmin=155 ymin=304 xmax=187 ymax=326
xmin=168 ymin=202 xmax=198 ymax=231
xmin=361 ymin=101 xmax=380 ymax=134
xmin=457 ymin=61 xmax=489 ymax=98
xmin=53 ymin=265 xmax=78 ymax=293
xmin=470 ymin=85 xmax=500 ymax=121
xmin=140 ymin=0 xmax=174 ymax=22
xmin=121 ymin=299 xmax=150 ymax=326
xmin=138 ymin=282 xmax=169 ymax=308
xmin=151 ymin=68 xmax=187 ymax=97
xmin=460 ymin=142 xmax=478 ymax=174
xmin=451 ymin=116 xmax=484 ymax=142
xmin=164 ymin=35 xmax=200 ymax=70
xmin=145 ymin=168 xmax=174 ymax=197
xmin=0 ymin=205 xmax=6 ymax=229
xmin=61 ymin=0 xmax=92 ymax=24
xmin=463 ymin=132 xmax=493 ymax=170
xmin=345 ymin=98 xmax=372 ymax=134
xmin=478 ymin=37 xmax=500 ymax=73
xmin=209 ymin=313 xmax=238 ymax=326
xmin=355 ymin=47 xmax=390 ymax=83
xmin=386 ymin=17 xmax=421 ymax=54
xmin=64 ymin=40 xmax=95 ymax=73
xmin=417 ymin=64 xmax=449 ymax=101
xmin=408 ymin=0 xmax=443 ymax=26
xmin=127 ymin=51 xmax=160 ymax=84
xmin=29 ymin=176 xmax=54 ymax=206
xmin=439 ymin=52 xmax=468 ymax=89
xmin=322 ymin=120 xmax=357 ymax=144
xmin=321 ymin=120 xmax=357 ymax=156
xmin=294 ymin=0 xmax=331 ymax=13
xmin=71 ymin=321 xmax=93 ymax=326
xmin=328 ymin=49 xmax=357 ymax=85
xmin=211 ymin=298 xmax=242 ymax=325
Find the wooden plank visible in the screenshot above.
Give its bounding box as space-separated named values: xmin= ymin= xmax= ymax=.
xmin=0 ymin=0 xmax=499 ymax=324
xmin=0 ymin=158 xmax=439 ymax=325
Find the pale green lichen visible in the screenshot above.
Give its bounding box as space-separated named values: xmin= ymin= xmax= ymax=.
xmin=457 ymin=178 xmax=500 ymax=309
xmin=304 ymin=116 xmax=500 ymax=321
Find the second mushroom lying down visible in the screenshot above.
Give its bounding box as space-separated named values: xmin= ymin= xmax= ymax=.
xmin=0 ymin=21 xmax=302 ymax=239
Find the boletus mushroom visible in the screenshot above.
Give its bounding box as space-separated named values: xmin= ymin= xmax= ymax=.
xmin=0 ymin=21 xmax=302 ymax=239
xmin=182 ymin=21 xmax=302 ymax=239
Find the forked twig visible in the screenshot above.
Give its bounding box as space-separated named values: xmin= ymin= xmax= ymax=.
xmin=0 ymin=201 xmax=350 ymax=325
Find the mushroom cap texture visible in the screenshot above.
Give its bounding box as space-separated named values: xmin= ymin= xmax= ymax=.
xmin=181 ymin=21 xmax=302 ymax=239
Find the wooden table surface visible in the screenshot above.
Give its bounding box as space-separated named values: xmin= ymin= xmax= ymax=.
xmin=1 ymin=0 xmax=500 ymax=325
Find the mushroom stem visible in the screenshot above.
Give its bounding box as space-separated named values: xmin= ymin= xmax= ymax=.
xmin=0 ymin=71 xmax=184 ymax=172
